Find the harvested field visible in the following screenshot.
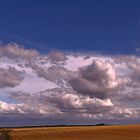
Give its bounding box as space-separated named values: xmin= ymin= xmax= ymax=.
xmin=0 ymin=125 xmax=140 ymax=140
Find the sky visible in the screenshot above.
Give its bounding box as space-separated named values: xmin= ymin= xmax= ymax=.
xmin=1 ymin=0 xmax=140 ymax=53
xmin=0 ymin=1 xmax=140 ymax=126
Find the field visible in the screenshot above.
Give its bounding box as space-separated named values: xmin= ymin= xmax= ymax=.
xmin=0 ymin=125 xmax=140 ymax=140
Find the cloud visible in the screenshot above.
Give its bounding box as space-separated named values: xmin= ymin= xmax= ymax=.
xmin=0 ymin=43 xmax=140 ymax=125
xmin=0 ymin=43 xmax=39 ymax=59
xmin=31 ymin=65 xmax=73 ymax=86
xmin=8 ymin=88 xmax=113 ymax=119
xmin=48 ymin=50 xmax=67 ymax=63
xmin=0 ymin=66 xmax=24 ymax=88
xmin=69 ymin=60 xmax=121 ymax=99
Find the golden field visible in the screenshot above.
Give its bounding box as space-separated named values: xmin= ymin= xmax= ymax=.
xmin=0 ymin=125 xmax=140 ymax=140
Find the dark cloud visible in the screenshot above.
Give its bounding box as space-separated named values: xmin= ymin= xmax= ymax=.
xmin=0 ymin=43 xmax=39 ymax=59
xmin=69 ymin=60 xmax=120 ymax=99
xmin=0 ymin=66 xmax=24 ymax=88
xmin=48 ymin=50 xmax=67 ymax=63
xmin=28 ymin=59 xmax=74 ymax=87
xmin=40 ymin=66 xmax=73 ymax=86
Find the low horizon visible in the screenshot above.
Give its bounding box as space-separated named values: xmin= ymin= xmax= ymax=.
xmin=0 ymin=1 xmax=140 ymax=127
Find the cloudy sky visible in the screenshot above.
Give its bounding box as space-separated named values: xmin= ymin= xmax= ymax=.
xmin=0 ymin=1 xmax=140 ymax=126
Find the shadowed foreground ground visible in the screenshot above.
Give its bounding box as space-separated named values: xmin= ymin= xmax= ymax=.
xmin=0 ymin=130 xmax=11 ymax=140
xmin=1 ymin=125 xmax=140 ymax=140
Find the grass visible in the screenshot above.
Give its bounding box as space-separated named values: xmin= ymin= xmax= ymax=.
xmin=1 ymin=125 xmax=140 ymax=140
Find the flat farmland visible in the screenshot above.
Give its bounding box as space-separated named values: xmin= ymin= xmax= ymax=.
xmin=0 ymin=125 xmax=140 ymax=140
